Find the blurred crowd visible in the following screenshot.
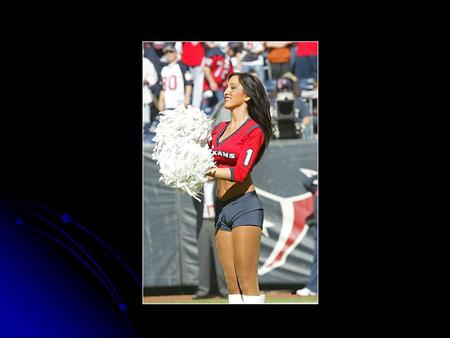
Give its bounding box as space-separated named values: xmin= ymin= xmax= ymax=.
xmin=143 ymin=41 xmax=318 ymax=142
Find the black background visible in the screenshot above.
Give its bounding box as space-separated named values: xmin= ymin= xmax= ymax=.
xmin=0 ymin=26 xmax=377 ymax=336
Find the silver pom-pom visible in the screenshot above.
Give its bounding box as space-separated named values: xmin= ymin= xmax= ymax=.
xmin=151 ymin=105 xmax=215 ymax=201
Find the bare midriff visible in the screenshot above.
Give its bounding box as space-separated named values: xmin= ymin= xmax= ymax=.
xmin=216 ymin=174 xmax=255 ymax=202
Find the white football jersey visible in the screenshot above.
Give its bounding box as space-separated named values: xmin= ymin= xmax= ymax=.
xmin=161 ymin=62 xmax=193 ymax=109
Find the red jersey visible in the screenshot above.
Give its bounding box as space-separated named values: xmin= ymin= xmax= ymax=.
xmin=204 ymin=54 xmax=234 ymax=91
xmin=209 ymin=117 xmax=265 ymax=183
xmin=181 ymin=42 xmax=205 ymax=67
xmin=295 ymin=42 xmax=318 ymax=56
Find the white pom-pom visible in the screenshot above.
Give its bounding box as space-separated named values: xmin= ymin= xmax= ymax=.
xmin=152 ymin=105 xmax=215 ymax=201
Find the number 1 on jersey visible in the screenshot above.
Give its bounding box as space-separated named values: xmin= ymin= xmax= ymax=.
xmin=244 ymin=149 xmax=253 ymax=166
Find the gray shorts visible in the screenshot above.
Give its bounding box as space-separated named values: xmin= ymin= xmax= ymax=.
xmin=215 ymin=191 xmax=264 ymax=232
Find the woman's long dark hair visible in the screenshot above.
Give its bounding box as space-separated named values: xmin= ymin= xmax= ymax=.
xmin=227 ymin=72 xmax=275 ymax=165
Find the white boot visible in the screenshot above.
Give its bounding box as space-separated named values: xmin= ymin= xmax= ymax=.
xmin=228 ymin=294 xmax=243 ymax=304
xmin=242 ymin=294 xmax=265 ymax=304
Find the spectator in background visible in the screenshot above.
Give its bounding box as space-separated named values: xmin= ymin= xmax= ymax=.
xmin=158 ymin=43 xmax=193 ymax=112
xmin=204 ymin=41 xmax=228 ymax=57
xmin=227 ymin=42 xmax=244 ymax=72
xmin=265 ymin=42 xmax=293 ymax=80
xmin=192 ymin=179 xmax=228 ymax=299
xmin=295 ymin=174 xmax=318 ymax=296
xmin=204 ymin=42 xmax=242 ymax=73
xmin=241 ymin=41 xmax=266 ymax=82
xmin=143 ymin=55 xmax=158 ymax=137
xmin=279 ymin=71 xmax=312 ymax=138
xmin=144 ymin=42 xmax=166 ymax=125
xmin=294 ymin=41 xmax=318 ymax=91
xmin=201 ymin=43 xmax=235 ymax=115
xmin=181 ymin=42 xmax=206 ymax=108
xmin=270 ymin=72 xmax=311 ymax=137
xmin=144 ymin=42 xmax=165 ymax=78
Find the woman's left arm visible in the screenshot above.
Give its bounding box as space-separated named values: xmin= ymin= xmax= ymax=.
xmin=206 ymin=128 xmax=265 ymax=182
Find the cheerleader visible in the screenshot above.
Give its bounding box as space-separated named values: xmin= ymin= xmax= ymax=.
xmin=206 ymin=72 xmax=274 ymax=304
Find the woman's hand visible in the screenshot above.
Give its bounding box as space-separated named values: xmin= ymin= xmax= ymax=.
xmin=206 ymin=167 xmax=217 ymax=177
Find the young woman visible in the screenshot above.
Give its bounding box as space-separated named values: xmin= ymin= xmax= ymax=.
xmin=206 ymin=72 xmax=274 ymax=304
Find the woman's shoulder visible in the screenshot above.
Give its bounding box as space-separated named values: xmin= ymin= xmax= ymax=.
xmin=211 ymin=121 xmax=229 ymax=134
xmin=244 ymin=119 xmax=263 ymax=134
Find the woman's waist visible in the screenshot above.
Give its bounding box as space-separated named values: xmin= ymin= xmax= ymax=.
xmin=216 ymin=176 xmax=255 ymax=202
xmin=216 ymin=190 xmax=258 ymax=207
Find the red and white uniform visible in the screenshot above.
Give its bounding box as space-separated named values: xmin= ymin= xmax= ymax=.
xmin=204 ymin=54 xmax=234 ymax=91
xmin=209 ymin=118 xmax=264 ymax=183
xmin=161 ymin=62 xmax=193 ymax=109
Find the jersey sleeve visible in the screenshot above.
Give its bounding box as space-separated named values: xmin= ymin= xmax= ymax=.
xmin=229 ymin=127 xmax=265 ymax=183
xmin=179 ymin=63 xmax=193 ymax=87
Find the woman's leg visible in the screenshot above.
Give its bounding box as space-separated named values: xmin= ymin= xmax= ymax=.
xmin=232 ymin=226 xmax=262 ymax=296
xmin=215 ymin=229 xmax=241 ymax=295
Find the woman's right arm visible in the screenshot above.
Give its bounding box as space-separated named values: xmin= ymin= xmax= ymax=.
xmin=204 ymin=66 xmax=218 ymax=91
